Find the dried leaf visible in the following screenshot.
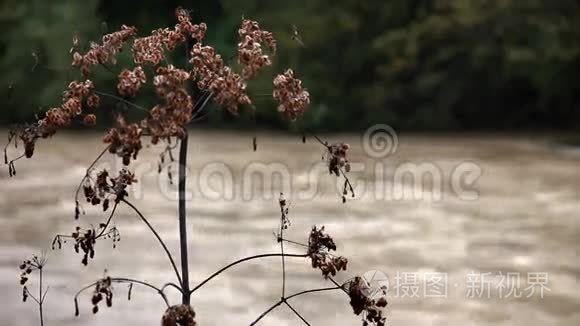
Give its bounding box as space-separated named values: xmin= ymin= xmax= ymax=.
xmin=74 ymin=297 xmax=80 ymax=316
xmin=74 ymin=201 xmax=80 ymax=220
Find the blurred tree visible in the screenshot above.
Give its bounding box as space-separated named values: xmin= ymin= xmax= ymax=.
xmin=223 ymin=0 xmax=580 ymax=130
xmin=1 ymin=0 xmax=579 ymax=131
xmin=0 ymin=0 xmax=100 ymax=122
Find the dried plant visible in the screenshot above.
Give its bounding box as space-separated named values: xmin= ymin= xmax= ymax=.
xmin=19 ymin=253 xmax=49 ymax=326
xmin=273 ymin=69 xmax=310 ymax=121
xmin=6 ymin=7 xmax=383 ymax=326
xmin=344 ymin=277 xmax=388 ymax=326
xmin=307 ymin=226 xmax=349 ymax=278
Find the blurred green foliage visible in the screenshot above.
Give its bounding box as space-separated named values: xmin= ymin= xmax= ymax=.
xmin=1 ymin=0 xmax=579 ymax=130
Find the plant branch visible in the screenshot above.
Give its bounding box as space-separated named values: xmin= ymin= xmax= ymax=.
xmin=190 ymin=253 xmax=308 ymax=294
xmin=74 ymin=277 xmax=170 ymax=310
xmin=99 ymin=63 xmax=117 ymax=76
xmin=279 ymin=206 xmax=287 ymax=297
xmin=161 ymin=282 xmax=184 ymax=294
xmin=284 ymin=300 xmax=311 ymax=326
xmin=249 ymin=286 xmax=341 ymax=325
xmin=93 ymin=91 xmax=149 ymax=113
xmin=282 ymin=238 xmax=308 ymax=248
xmin=38 ymin=267 xmax=44 ymax=326
xmin=24 ymin=287 xmax=40 ymax=305
xmin=191 ymin=92 xmax=214 ymax=121
xmin=74 ymin=145 xmax=111 ymax=205
xmin=95 ymin=202 xmax=118 ymax=238
xmin=122 ymin=199 xmax=182 ymax=286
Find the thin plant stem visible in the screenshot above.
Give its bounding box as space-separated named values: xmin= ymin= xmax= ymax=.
xmin=282 ymin=239 xmax=308 ymax=248
xmin=249 ymin=286 xmax=341 ymax=325
xmin=38 ymin=267 xmax=44 ymax=326
xmin=328 ymin=276 xmax=349 ymax=295
xmin=122 ymin=199 xmax=182 ymax=286
xmin=75 ymin=277 xmax=170 ymax=309
xmin=161 ymin=282 xmax=184 ymax=294
xmin=191 ymin=92 xmax=213 ymax=121
xmin=281 ymin=237 xmax=341 ymax=258
xmin=95 ymin=202 xmax=118 ymax=238
xmin=94 ymin=91 xmax=149 ymax=113
xmin=279 ymin=207 xmax=286 ymax=297
xmin=99 ymin=63 xmax=117 ymax=76
xmin=284 ymin=300 xmax=311 ymax=326
xmin=190 ymin=253 xmax=308 ymax=294
xmin=250 ymin=300 xmax=283 ymax=325
xmin=25 ymin=287 xmax=39 ymax=304
xmin=74 ymin=145 xmax=111 ymax=203
xmin=178 ymin=132 xmax=190 ymax=304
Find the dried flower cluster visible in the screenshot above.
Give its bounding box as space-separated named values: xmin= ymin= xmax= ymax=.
xmin=132 ymin=29 xmax=172 ymax=65
xmin=18 ymin=254 xmax=47 ymax=302
xmin=175 ymin=8 xmax=207 ymax=42
xmin=325 ymin=142 xmax=351 ymax=175
xmin=278 ymin=193 xmax=291 ymax=230
xmin=52 ymin=223 xmax=120 ymax=266
xmin=43 ymin=80 xmax=94 ymax=133
xmin=83 ymin=168 xmax=137 ymax=205
xmin=7 ymin=12 xmax=309 ymax=176
xmin=320 ymin=142 xmax=355 ymax=202
xmin=84 ymin=114 xmax=97 ymax=126
xmin=190 ymin=18 xmax=277 ymax=113
xmin=190 ymin=43 xmax=250 ymax=113
xmin=307 ymin=226 xmax=348 ymax=278
xmin=344 ymin=277 xmax=388 ymax=326
xmin=103 ymin=116 xmax=144 ymax=165
xmin=161 ymin=304 xmax=197 ymax=326
xmin=18 ymin=255 xmax=45 ymax=287
xmin=73 ymin=25 xmax=137 ymax=77
xmin=73 ymin=227 xmax=98 ymax=266
xmin=18 ymin=80 xmax=99 ymax=159
xmin=117 ymin=66 xmax=146 ymax=97
xmin=237 ymin=19 xmax=276 ymax=79
xmin=133 ymin=8 xmax=206 ymax=65
xmin=90 ymin=277 xmax=114 ymax=314
xmin=140 ymin=65 xmax=194 ymax=142
xmin=273 ymin=69 xmax=310 ymax=120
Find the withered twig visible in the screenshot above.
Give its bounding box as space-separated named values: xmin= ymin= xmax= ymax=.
xmin=284 ymin=300 xmax=311 ymax=326
xmin=190 ymin=253 xmax=308 ymax=294
xmin=249 ymin=286 xmax=342 ymax=325
xmin=74 ymin=277 xmax=170 ymax=311
xmin=122 ymin=199 xmax=183 ymax=286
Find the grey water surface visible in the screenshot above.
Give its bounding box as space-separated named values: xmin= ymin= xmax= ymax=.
xmin=1 ymin=131 xmax=579 ymax=325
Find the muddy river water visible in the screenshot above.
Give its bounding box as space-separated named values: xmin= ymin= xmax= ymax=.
xmin=1 ymin=131 xmax=579 ymax=325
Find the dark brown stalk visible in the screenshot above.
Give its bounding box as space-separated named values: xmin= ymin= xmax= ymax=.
xmin=178 ymin=131 xmax=190 ymax=304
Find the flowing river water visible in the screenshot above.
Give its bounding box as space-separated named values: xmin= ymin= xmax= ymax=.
xmin=0 ymin=131 xmax=579 ymax=325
